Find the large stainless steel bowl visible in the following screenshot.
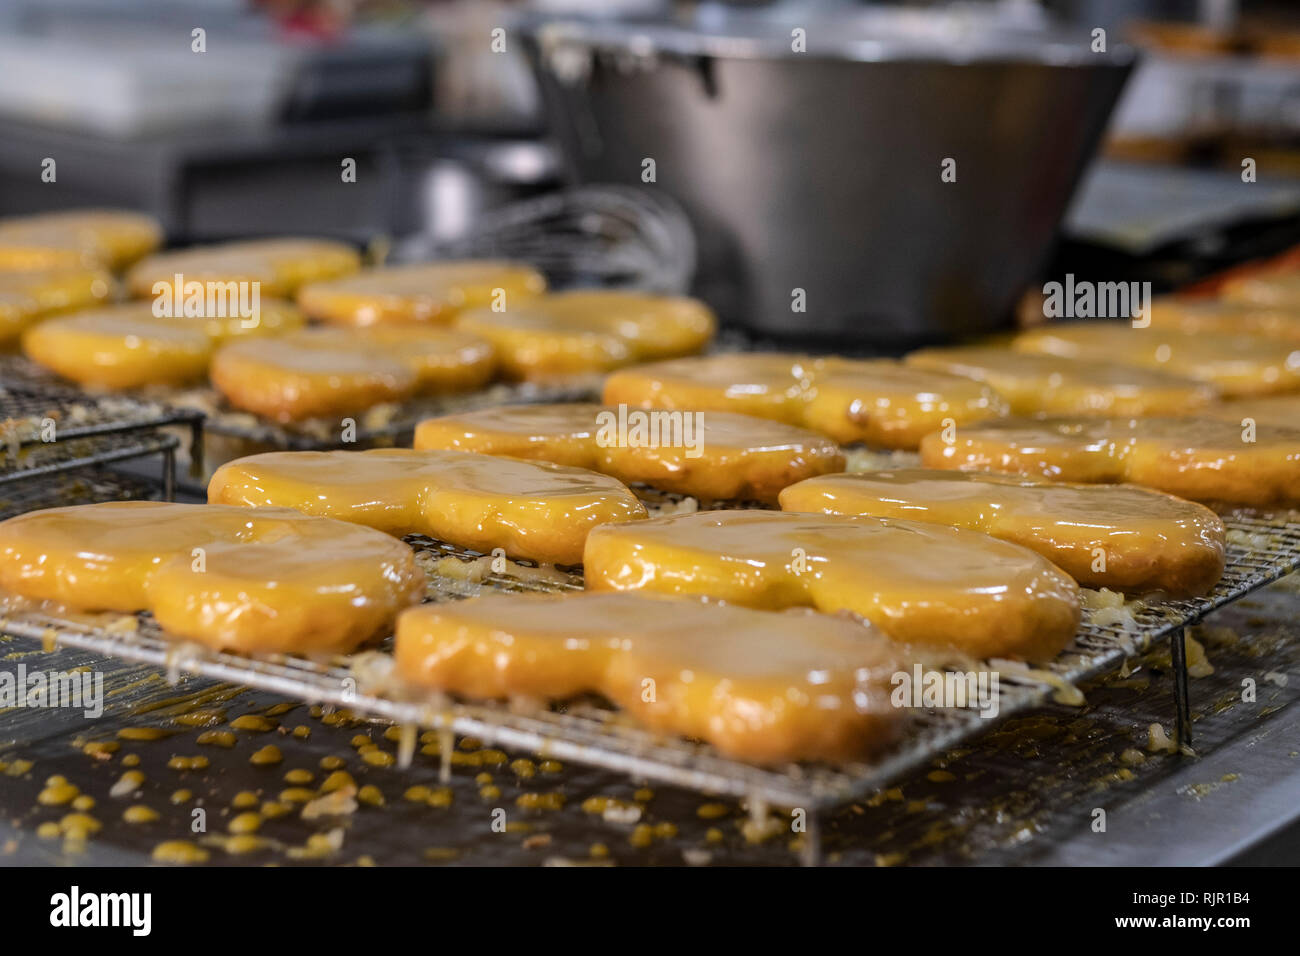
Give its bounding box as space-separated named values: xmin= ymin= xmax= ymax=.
xmin=524 ymin=5 xmax=1136 ymax=348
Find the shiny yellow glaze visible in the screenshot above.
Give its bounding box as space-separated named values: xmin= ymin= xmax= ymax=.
xmin=605 ymin=353 xmax=812 ymax=424
xmin=0 ymin=502 xmax=423 ymax=654
xmin=1014 ymin=322 xmax=1300 ymax=397
xmin=126 ymin=238 xmax=360 ymax=299
xmin=603 ymin=353 xmax=1008 ymax=449
xmin=23 ymin=308 xmax=213 ymax=388
xmin=920 ymin=416 xmax=1300 ymax=506
xmin=208 ymin=448 xmax=646 ymax=565
xmin=904 ymin=345 xmax=1217 ymax=416
xmin=0 ymin=267 xmax=113 ymax=344
xmin=1203 ymin=394 xmax=1300 ymax=428
xmin=413 ymin=403 xmax=845 ymax=503
xmin=1220 ymin=272 xmax=1300 ymax=310
xmin=804 ymin=359 xmax=1009 ymax=447
xmin=0 ymin=210 xmax=161 ymax=271
xmin=299 ymin=260 xmax=546 ymax=326
xmin=780 ymin=469 xmax=1226 ymax=596
xmin=416 ymin=403 xmax=603 ymax=467
xmin=455 ymin=290 xmax=715 ymax=380
xmin=583 ymin=510 xmax=1080 ymax=660
xmin=1148 ymin=297 xmax=1300 ymax=343
xmin=395 ymin=591 xmax=905 ymax=764
xmin=20 ymin=300 xmax=303 ymax=387
xmin=178 ymin=298 xmax=305 ymax=344
xmin=210 ymin=326 xmax=496 ymax=422
xmin=151 ymin=841 xmax=209 ymax=864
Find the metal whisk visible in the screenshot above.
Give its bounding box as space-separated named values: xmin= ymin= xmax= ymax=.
xmin=394 ymin=184 xmax=697 ymax=294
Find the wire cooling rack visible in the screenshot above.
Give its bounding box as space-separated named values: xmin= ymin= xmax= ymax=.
xmin=2 ymin=511 xmax=1296 ymax=812
xmin=0 ymin=355 xmax=203 ymax=442
xmin=0 ymin=467 xmax=167 ymax=520
xmin=0 ymin=355 xmax=202 ymax=488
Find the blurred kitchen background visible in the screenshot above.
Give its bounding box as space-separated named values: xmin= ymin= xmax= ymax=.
xmin=3 ymin=0 xmax=1300 ymax=346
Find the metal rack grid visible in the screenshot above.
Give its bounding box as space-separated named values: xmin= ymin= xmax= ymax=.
xmin=0 ymin=355 xmax=204 ymax=486
xmin=0 ymin=431 xmax=181 ymax=498
xmin=0 ymin=467 xmax=168 ymax=520
xmin=2 ymin=511 xmax=1295 ymax=813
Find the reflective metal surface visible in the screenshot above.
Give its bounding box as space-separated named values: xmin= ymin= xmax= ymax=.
xmin=527 ymin=7 xmax=1135 ymax=346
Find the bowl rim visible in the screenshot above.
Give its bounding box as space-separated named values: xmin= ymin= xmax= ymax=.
xmin=524 ymin=14 xmax=1139 ymax=69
